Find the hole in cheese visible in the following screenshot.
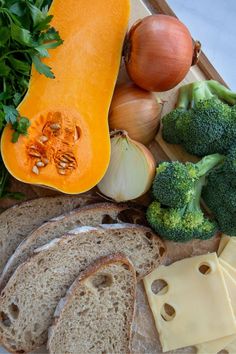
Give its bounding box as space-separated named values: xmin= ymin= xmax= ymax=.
xmin=198 ymin=263 xmax=212 ymax=275
xmin=151 ymin=279 xmax=168 ymax=295
xmin=161 ymin=303 xmax=176 ymax=321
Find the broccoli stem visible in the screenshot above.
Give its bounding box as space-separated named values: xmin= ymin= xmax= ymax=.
xmin=196 ymin=153 xmax=224 ymax=177
xmin=178 ymin=154 xmax=224 ymax=216
xmin=208 ymin=80 xmax=236 ymax=105
xmin=188 ymin=177 xmax=205 ymax=212
xmin=176 ymin=80 xmax=236 ymax=110
xmin=175 ymin=84 xmax=193 ymax=110
xmin=177 ymin=81 xmax=214 ymax=110
xmin=176 ymin=177 xmax=203 ymax=220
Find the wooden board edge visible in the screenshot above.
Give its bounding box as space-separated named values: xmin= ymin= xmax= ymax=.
xmin=143 ymin=0 xmax=229 ymax=87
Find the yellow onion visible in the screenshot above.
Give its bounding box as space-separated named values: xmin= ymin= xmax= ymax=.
xmin=124 ymin=15 xmax=201 ymax=92
xmin=98 ymin=130 xmax=156 ymax=202
xmin=109 ymin=82 xmax=162 ymax=145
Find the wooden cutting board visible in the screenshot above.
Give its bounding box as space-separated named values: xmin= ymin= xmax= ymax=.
xmin=0 ymin=1 xmax=226 ymax=353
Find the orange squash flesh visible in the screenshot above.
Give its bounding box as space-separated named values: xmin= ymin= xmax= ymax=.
xmin=1 ymin=0 xmax=130 ymax=194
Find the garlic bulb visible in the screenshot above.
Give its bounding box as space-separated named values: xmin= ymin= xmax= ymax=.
xmin=109 ymin=82 xmax=162 ymax=145
xmin=98 ymin=131 xmax=156 ymax=202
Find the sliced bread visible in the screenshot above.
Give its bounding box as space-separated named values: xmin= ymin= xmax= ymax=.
xmin=0 ymin=195 xmax=96 ymax=274
xmin=0 ymin=203 xmax=145 ymax=290
xmin=0 ymin=224 xmax=165 ymax=353
xmin=47 ymin=253 xmax=136 ymax=354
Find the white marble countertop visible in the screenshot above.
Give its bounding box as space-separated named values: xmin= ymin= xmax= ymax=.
xmin=168 ymin=0 xmax=236 ymax=90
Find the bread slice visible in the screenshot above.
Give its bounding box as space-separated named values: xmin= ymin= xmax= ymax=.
xmin=47 ymin=253 xmax=136 ymax=354
xmin=0 ymin=203 xmax=145 ymax=290
xmin=0 ymin=195 xmax=96 ymax=274
xmin=0 ymin=224 xmax=165 ymax=353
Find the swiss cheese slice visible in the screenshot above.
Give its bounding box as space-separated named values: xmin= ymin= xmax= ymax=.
xmin=196 ymin=266 xmax=236 ymax=354
xmin=196 ymin=332 xmax=235 ymax=353
xmin=143 ymin=253 xmax=236 ymax=352
xmin=197 ymin=240 xmax=236 ymax=354
xmin=220 ymin=259 xmax=236 ymax=281
xmin=225 ymin=338 xmax=236 ymax=354
xmin=221 ymin=267 xmax=236 ymax=316
xmin=220 ymin=238 xmax=236 ymax=268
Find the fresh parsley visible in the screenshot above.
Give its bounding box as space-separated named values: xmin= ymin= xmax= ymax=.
xmin=0 ymin=0 xmax=63 ymax=197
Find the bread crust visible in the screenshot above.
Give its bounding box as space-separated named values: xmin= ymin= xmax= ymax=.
xmin=0 ymin=194 xmax=97 ymax=276
xmin=0 ymin=203 xmax=146 ymax=290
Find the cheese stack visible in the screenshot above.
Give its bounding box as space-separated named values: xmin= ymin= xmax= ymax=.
xmin=144 ymin=237 xmax=236 ymax=354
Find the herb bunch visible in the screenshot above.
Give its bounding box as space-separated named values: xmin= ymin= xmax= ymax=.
xmin=0 ymin=0 xmax=62 ymax=197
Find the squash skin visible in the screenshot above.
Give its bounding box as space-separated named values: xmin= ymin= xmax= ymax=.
xmin=1 ymin=0 xmax=130 ymax=194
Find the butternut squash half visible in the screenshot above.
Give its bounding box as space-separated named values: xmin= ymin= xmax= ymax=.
xmin=1 ymin=0 xmax=130 ymax=193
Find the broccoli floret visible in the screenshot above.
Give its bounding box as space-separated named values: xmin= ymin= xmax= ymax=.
xmin=147 ymin=154 xmax=222 ymax=242
xmin=162 ymin=80 xmax=236 ymax=156
xmin=202 ymin=147 xmax=236 ymax=235
xmin=161 ymin=108 xmax=185 ymax=144
xmin=152 ymin=154 xmax=224 ymax=208
xmin=147 ymin=180 xmax=218 ymax=242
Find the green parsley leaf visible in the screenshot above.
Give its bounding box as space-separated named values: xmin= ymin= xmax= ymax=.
xmin=14 ymin=116 xmax=30 ymax=134
xmin=3 ymin=105 xmax=18 ymax=124
xmin=0 ymin=27 xmax=10 ymax=47
xmin=0 ymin=60 xmax=11 ymax=76
xmin=0 ymin=110 xmax=5 ymax=130
xmin=27 ymin=2 xmax=51 ymax=29
xmin=13 ymin=92 xmax=23 ymax=106
xmin=34 ymin=14 xmax=53 ymax=31
xmin=11 ymin=130 xmax=20 ymax=143
xmin=11 ymin=23 xmax=33 ymax=46
xmin=11 ymin=116 xmax=30 ymax=142
xmin=35 ymin=0 xmax=46 ymax=9
xmin=34 ymin=45 xmax=49 ymax=57
xmin=9 ymin=2 xmax=25 ymax=17
xmin=40 ymin=27 xmax=62 ymax=42
xmin=8 ymin=56 xmax=31 ymax=75
xmin=0 ymin=92 xmax=9 ymax=101
xmin=32 ymin=54 xmax=54 ymax=78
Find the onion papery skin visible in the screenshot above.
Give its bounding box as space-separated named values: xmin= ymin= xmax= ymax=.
xmin=109 ymin=82 xmax=162 ymax=145
xmin=125 ymin=15 xmax=194 ymax=92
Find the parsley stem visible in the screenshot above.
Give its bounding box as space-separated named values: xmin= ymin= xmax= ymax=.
xmin=3 ymin=78 xmax=6 ymax=92
xmin=3 ymin=78 xmax=6 ymax=104
xmin=0 ymin=50 xmax=31 ymax=62
xmin=0 ymin=8 xmax=13 ymax=23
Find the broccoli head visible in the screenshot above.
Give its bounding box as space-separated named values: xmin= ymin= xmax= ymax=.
xmin=152 ymin=154 xmax=224 ymax=208
xmin=162 ymin=80 xmax=236 ymax=156
xmin=202 ymin=147 xmax=236 ymax=235
xmin=147 ymin=153 xmax=224 ymax=242
xmin=147 ymin=199 xmax=217 ymax=242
